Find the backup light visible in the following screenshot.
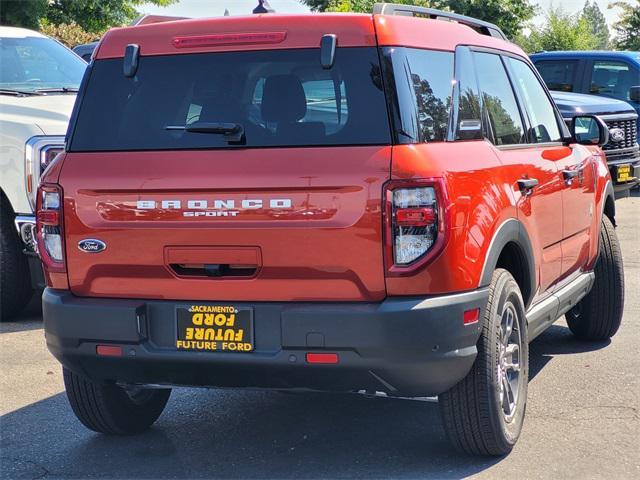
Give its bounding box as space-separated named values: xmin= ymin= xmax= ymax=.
xmin=36 ymin=185 xmax=65 ymax=268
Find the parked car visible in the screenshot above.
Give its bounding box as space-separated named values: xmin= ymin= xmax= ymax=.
xmin=0 ymin=26 xmax=86 ymax=319
xmin=72 ymin=41 xmax=97 ymax=62
xmin=548 ymin=90 xmax=639 ymax=195
xmin=40 ymin=3 xmax=623 ymax=456
xmin=530 ymin=51 xmax=640 ymax=132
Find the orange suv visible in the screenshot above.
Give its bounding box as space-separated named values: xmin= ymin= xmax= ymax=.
xmin=39 ymin=3 xmax=624 ymax=455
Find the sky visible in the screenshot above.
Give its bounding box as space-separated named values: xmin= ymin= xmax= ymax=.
xmin=139 ymin=0 xmax=624 ymax=26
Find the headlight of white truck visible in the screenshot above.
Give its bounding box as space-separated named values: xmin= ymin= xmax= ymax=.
xmin=25 ymin=136 xmax=65 ymax=211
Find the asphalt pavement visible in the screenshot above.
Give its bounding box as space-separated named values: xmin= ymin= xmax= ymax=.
xmin=1 ymin=192 xmax=638 ymax=479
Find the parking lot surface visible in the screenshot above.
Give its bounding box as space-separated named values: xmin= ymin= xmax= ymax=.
xmin=1 ymin=193 xmax=638 ymax=479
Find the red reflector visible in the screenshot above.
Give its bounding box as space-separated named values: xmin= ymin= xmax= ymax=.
xmin=96 ymin=345 xmax=123 ymax=357
xmin=37 ymin=210 xmax=59 ymax=226
xmin=396 ymin=207 xmax=436 ymax=227
xmin=463 ymin=308 xmax=480 ymax=325
xmin=173 ymin=31 xmax=287 ymax=48
xmin=306 ymin=352 xmax=339 ymax=364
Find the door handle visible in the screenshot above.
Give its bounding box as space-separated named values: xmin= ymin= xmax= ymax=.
xmin=517 ymin=178 xmax=538 ymax=194
xmin=562 ymin=169 xmax=580 ymax=180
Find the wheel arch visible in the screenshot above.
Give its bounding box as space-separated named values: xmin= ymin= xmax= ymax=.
xmin=479 ymin=219 xmax=536 ymax=309
xmin=602 ymin=181 xmax=615 ymax=227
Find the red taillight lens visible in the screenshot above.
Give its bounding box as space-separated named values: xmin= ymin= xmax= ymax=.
xmin=36 ymin=184 xmax=65 ymax=272
xmin=395 ymin=207 xmax=437 ymax=227
xmin=391 ymin=186 xmax=438 ymax=265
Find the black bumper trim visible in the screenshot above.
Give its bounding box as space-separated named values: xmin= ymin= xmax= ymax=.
xmin=43 ymin=288 xmax=489 ymax=397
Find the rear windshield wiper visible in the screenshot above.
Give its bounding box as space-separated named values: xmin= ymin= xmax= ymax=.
xmin=34 ymin=87 xmax=79 ymax=94
xmin=165 ymin=122 xmax=245 ymax=144
xmin=0 ymin=88 xmax=45 ymax=97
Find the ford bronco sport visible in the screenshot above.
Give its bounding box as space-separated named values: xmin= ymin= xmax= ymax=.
xmin=40 ymin=3 xmax=624 ymax=456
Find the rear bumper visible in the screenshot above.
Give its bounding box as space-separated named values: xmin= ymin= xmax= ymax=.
xmin=43 ymin=288 xmax=488 ymax=397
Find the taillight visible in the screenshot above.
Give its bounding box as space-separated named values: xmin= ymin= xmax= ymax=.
xmin=36 ymin=184 xmax=65 ymax=271
xmin=385 ymin=181 xmax=446 ymax=273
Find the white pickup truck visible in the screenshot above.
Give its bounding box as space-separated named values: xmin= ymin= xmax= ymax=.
xmin=0 ymin=26 xmax=85 ymax=319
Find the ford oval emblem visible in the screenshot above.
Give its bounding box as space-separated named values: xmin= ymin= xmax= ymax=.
xmin=609 ymin=128 xmax=625 ymax=143
xmin=78 ymin=239 xmax=106 ymax=253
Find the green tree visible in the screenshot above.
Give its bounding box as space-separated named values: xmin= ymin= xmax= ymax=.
xmin=305 ymin=0 xmax=536 ymax=39
xmin=0 ymin=0 xmax=177 ymax=33
xmin=0 ymin=0 xmax=48 ymax=30
xmin=517 ymin=7 xmax=599 ymax=53
xmin=609 ymin=0 xmax=640 ymax=50
xmin=582 ymin=1 xmax=610 ymax=49
xmin=45 ymin=0 xmax=177 ymax=33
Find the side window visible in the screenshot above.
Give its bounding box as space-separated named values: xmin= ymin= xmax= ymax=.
xmin=382 ymin=47 xmax=454 ymax=143
xmin=454 ymin=47 xmax=483 ymax=141
xmin=534 ymin=60 xmax=578 ymax=92
xmin=590 ymin=60 xmax=636 ymax=102
xmin=473 ymin=52 xmax=525 ymax=146
xmin=506 ymin=58 xmax=562 ymax=144
xmin=405 ymin=49 xmax=454 ymax=142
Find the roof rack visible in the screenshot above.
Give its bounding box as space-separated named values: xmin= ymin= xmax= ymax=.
xmin=372 ymin=3 xmax=507 ymax=40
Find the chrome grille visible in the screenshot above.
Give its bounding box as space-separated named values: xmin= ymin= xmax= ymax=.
xmin=603 ymin=117 xmax=638 ymax=151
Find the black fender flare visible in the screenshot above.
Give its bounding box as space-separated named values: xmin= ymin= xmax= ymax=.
xmin=478 ymin=218 xmax=536 ymax=309
xmin=601 ymin=180 xmax=615 ymax=226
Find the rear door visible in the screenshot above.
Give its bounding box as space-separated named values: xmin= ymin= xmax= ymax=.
xmin=473 ymin=51 xmax=564 ymax=296
xmin=505 ymin=56 xmax=595 ymax=279
xmin=61 ymin=45 xmax=392 ymax=302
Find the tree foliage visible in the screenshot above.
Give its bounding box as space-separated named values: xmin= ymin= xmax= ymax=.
xmin=582 ymin=1 xmax=611 ymax=49
xmin=0 ymin=0 xmax=176 ymax=33
xmin=0 ymin=0 xmax=48 ymax=30
xmin=609 ymin=0 xmax=640 ymax=50
xmin=304 ymin=0 xmax=537 ymax=38
xmin=39 ymin=21 xmax=104 ymax=48
xmin=516 ymin=7 xmax=600 ymax=53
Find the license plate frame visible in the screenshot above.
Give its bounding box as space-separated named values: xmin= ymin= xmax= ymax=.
xmin=617 ymin=164 xmax=631 ymax=183
xmin=175 ymin=305 xmax=254 ymax=352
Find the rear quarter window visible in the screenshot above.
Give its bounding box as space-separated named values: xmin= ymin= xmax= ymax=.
xmin=69 ymin=48 xmax=390 ymax=151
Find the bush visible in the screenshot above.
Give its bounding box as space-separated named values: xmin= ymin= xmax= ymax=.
xmin=39 ymin=21 xmax=103 ymax=48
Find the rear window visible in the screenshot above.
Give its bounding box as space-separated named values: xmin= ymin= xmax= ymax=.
xmin=534 ymin=60 xmax=579 ymax=92
xmin=69 ymin=48 xmax=390 ymax=151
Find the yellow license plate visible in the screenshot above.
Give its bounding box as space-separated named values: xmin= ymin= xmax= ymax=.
xmin=617 ymin=165 xmax=631 ymax=182
xmin=176 ymin=305 xmax=254 ymax=352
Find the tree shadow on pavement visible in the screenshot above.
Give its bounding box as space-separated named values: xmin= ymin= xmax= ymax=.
xmin=1 ymin=389 xmax=501 ymax=479
xmin=2 ymin=324 xmax=609 ymax=479
xmin=1 ymin=295 xmax=42 ymax=333
xmin=529 ymin=324 xmax=610 ymax=381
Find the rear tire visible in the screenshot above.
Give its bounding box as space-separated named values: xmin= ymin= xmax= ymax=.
xmin=63 ymin=368 xmax=171 ymax=435
xmin=566 ymin=215 xmax=624 ymax=341
xmin=439 ymin=269 xmax=528 ymax=456
xmin=0 ymin=200 xmax=33 ymax=320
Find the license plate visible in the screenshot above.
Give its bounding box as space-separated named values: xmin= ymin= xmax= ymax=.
xmin=617 ymin=164 xmax=631 ymax=182
xmin=176 ymin=305 xmax=254 ymax=352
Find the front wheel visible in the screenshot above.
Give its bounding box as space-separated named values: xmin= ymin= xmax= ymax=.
xmin=439 ymin=269 xmax=529 ymax=456
xmin=566 ymin=215 xmax=624 ymax=341
xmin=63 ymin=368 xmax=171 ymax=435
xmin=0 ymin=204 xmax=33 ymax=320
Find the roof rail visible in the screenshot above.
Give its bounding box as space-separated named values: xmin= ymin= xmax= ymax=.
xmin=130 ymin=14 xmax=189 ymax=26
xmin=372 ymin=3 xmax=507 ymax=40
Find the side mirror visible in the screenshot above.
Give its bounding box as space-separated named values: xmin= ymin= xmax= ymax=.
xmin=571 ymin=115 xmax=609 ymax=147
xmin=629 ymin=86 xmax=640 ymax=102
